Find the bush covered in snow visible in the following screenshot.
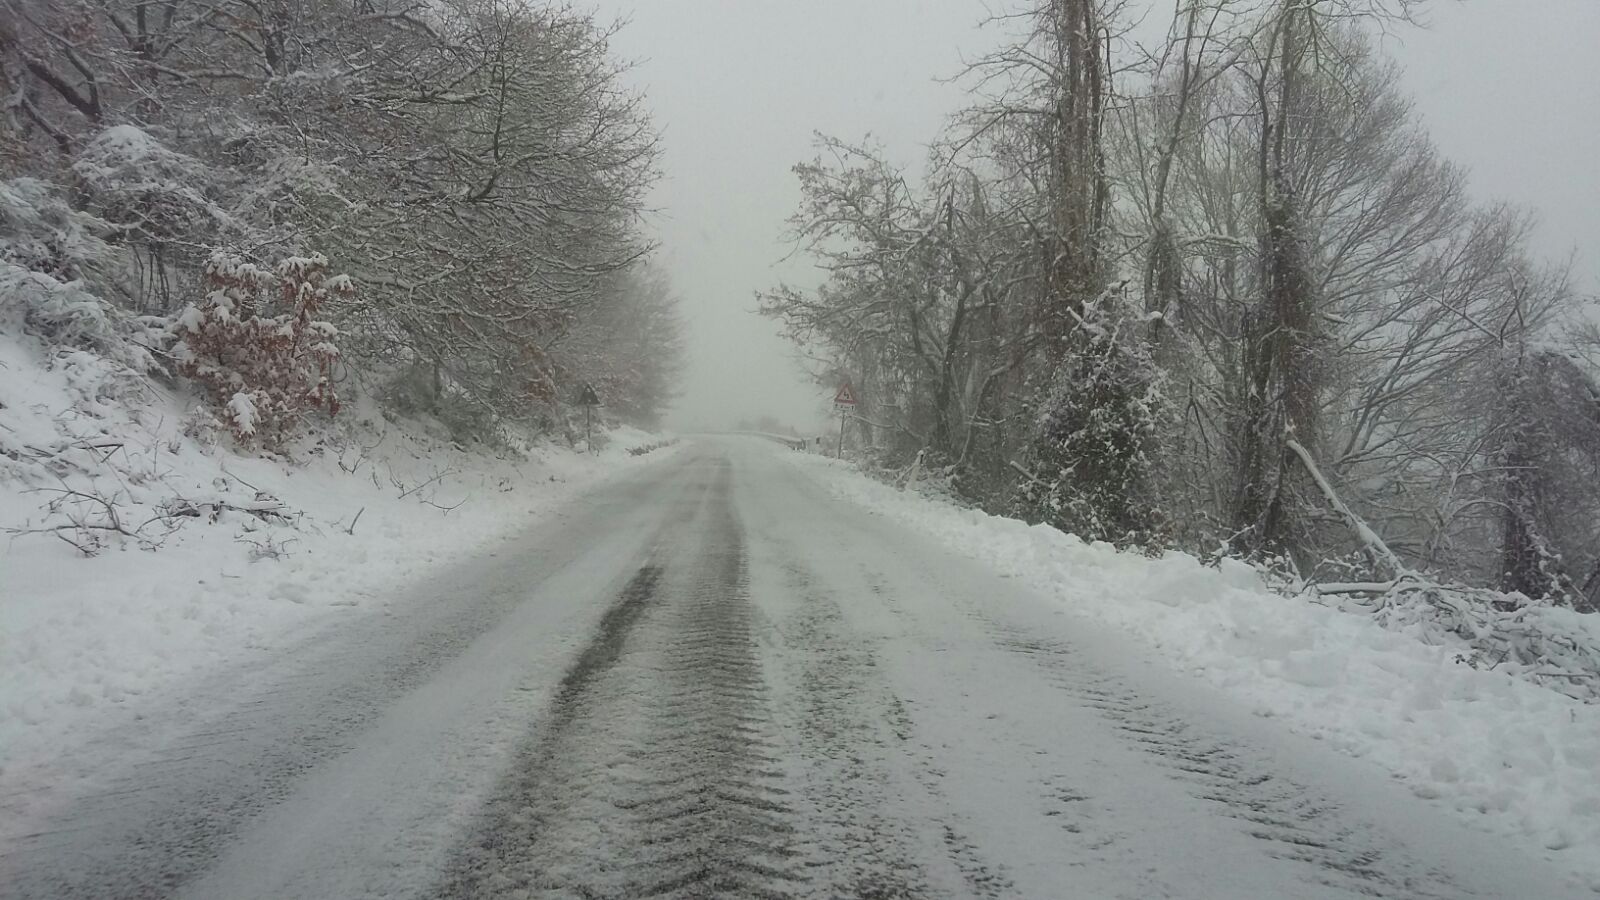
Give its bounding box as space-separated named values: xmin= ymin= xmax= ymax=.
xmin=0 ymin=177 xmax=164 ymax=423
xmin=72 ymin=126 xmax=229 ymax=247
xmin=0 ymin=265 xmax=157 ymax=374
xmin=0 ymin=178 xmax=113 ymax=282
xmin=172 ymin=253 xmax=349 ymax=446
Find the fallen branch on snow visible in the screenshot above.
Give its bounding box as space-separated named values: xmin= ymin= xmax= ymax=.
xmin=1288 ymin=438 xmax=1600 ymax=702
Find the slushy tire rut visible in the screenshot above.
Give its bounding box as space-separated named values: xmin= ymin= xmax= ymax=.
xmin=435 ymin=461 xmax=804 ymax=899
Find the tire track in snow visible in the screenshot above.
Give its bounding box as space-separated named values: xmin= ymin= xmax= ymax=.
xmin=977 ymin=617 xmax=1472 ymax=899
xmin=852 ymin=568 xmax=1020 ymax=898
xmin=756 ymin=554 xmax=938 ymax=898
xmin=434 ymin=458 xmax=805 ymax=899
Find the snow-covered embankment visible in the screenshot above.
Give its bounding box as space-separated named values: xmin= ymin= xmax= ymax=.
xmin=0 ymin=329 xmax=675 ymax=770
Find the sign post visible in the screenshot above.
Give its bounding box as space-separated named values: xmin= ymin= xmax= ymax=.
xmin=579 ymin=383 xmax=601 ymax=454
xmin=832 ymin=381 xmax=858 ymax=459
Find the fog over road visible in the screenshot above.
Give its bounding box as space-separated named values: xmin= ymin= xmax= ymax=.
xmin=2 ymin=439 xmax=1576 ymax=899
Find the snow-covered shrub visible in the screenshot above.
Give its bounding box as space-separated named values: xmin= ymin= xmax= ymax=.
xmin=0 ymin=266 xmax=161 ymax=374
xmin=172 ymin=253 xmax=350 ymax=446
xmin=626 ymin=438 xmax=678 ymax=456
xmin=72 ymin=126 xmax=229 ymax=245
xmin=3 ymin=265 xmax=114 ymax=352
xmin=0 ymin=177 xmax=161 ymax=381
xmin=0 ymin=177 xmax=113 ymax=281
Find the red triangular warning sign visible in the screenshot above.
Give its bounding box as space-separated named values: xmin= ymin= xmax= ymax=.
xmin=833 ymin=382 xmax=858 ymax=406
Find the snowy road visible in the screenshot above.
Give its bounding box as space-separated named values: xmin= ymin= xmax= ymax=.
xmin=2 ymin=439 xmax=1580 ymax=899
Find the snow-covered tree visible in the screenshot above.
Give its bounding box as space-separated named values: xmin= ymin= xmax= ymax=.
xmin=1 ymin=0 xmax=671 ymax=442
xmin=763 ymin=0 xmax=1592 ymax=611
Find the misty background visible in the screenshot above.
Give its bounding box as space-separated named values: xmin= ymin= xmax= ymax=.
xmin=587 ymin=0 xmax=1600 ymax=434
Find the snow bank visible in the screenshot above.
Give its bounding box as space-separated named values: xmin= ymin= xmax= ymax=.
xmin=782 ymin=451 xmax=1600 ymax=883
xmin=0 ymin=330 xmax=675 ymax=770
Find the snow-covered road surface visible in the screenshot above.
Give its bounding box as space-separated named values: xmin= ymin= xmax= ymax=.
xmin=1 ymin=439 xmax=1581 ymax=899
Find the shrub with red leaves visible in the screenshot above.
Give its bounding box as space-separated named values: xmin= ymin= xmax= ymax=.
xmin=172 ymin=252 xmax=350 ymax=446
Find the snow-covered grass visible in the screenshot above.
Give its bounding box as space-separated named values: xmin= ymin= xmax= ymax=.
xmin=0 ymin=329 xmax=675 ymax=771
xmin=782 ymin=450 xmax=1600 ymax=884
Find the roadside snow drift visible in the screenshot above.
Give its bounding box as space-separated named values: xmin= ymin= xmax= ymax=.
xmin=0 ymin=329 xmax=676 ymax=773
xmin=783 ymin=451 xmax=1600 ymax=887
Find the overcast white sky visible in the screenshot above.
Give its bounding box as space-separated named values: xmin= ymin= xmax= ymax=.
xmin=586 ymin=0 xmax=1600 ymax=433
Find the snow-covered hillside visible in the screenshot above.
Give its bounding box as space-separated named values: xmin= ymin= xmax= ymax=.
xmin=1 ymin=329 xmax=675 ymax=773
